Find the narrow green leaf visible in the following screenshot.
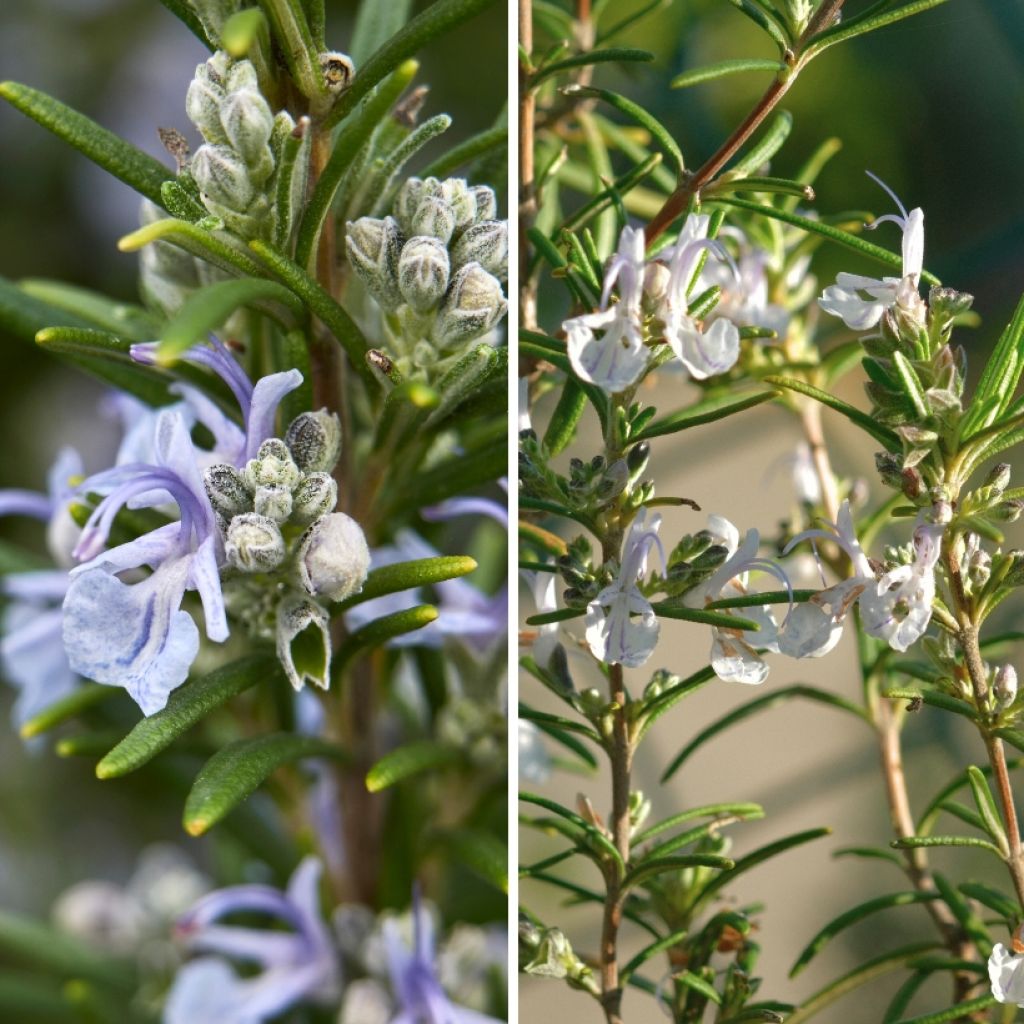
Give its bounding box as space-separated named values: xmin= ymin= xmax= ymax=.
xmin=19 ymin=280 xmax=159 ymax=341
xmin=542 ymin=378 xmax=588 ymax=456
xmin=19 ymin=683 xmax=115 ymax=739
xmin=713 ymin=175 xmax=815 ymax=200
xmin=784 ymin=943 xmax=940 ymax=1024
xmin=530 ymin=48 xmax=655 ymax=88
xmin=890 ymin=994 xmax=997 ymax=1024
xmin=672 ymin=58 xmax=786 ymax=89
xmin=420 ymin=124 xmax=507 ymax=179
xmin=807 ymin=0 xmax=954 ymax=57
xmin=765 ymin=375 xmax=902 ymax=451
xmin=366 ymin=739 xmax=459 ymax=792
xmin=96 ymin=655 xmax=277 ymax=779
xmin=891 ymin=835 xmax=1004 ymax=856
xmin=520 ymin=791 xmax=625 ymax=869
xmin=0 ymin=82 xmax=173 ymax=206
xmin=891 ymin=352 xmax=930 ymax=419
xmin=790 ymin=892 xmax=938 ymax=977
xmin=563 ymin=85 xmax=684 ymax=176
xmin=637 ymin=666 xmax=716 ymax=736
xmin=368 ymin=113 xmax=453 ymax=214
xmin=620 ymin=925 xmax=690 ymax=982
xmin=0 ymin=274 xmax=92 ymax=342
xmin=335 ymin=605 xmax=439 ymax=676
xmin=832 ymin=846 xmax=904 ymax=868
xmin=633 ymin=803 xmax=764 ymax=846
xmin=380 ymin=440 xmax=504 ymax=517
xmin=424 ymin=827 xmax=507 ymax=892
xmin=55 ymin=731 xmax=126 ymax=758
xmin=334 ymin=556 xmax=478 ymax=612
xmin=272 ymin=116 xmax=312 ymax=251
xmin=675 ymin=970 xmax=723 ymax=1005
xmin=560 ymin=153 xmax=665 ymax=234
xmin=962 ymin=290 xmax=1024 ymax=437
xmin=706 ymin=589 xmax=818 ymax=610
xmin=157 ymin=278 xmax=303 ymax=362
xmin=966 ymin=765 xmax=1010 ymax=852
xmin=633 ymin=389 xmax=779 ymax=441
xmin=662 ymin=685 xmax=869 ymax=782
xmin=296 ymin=60 xmax=419 ymax=270
xmin=118 ymin=217 xmax=266 ymax=279
xmin=256 ymin=0 xmax=325 ymax=104
xmin=249 ymin=240 xmax=372 ymax=382
xmin=623 ymin=854 xmax=734 ymax=892
xmin=959 ymin=881 xmax=1020 ymax=923
xmin=184 ymin=733 xmax=347 ymax=835
xmin=650 ymin=603 xmax=761 ymax=630
xmin=730 ymin=111 xmax=792 ymax=177
xmin=882 ymin=687 xmax=979 ymax=722
xmin=325 ymin=0 xmax=496 ymax=130
xmin=351 ymin=0 xmax=414 ymax=64
xmin=723 ymin=0 xmax=791 ymax=49
xmin=222 ymin=7 xmax=269 ymax=56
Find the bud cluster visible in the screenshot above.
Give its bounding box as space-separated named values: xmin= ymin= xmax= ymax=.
xmin=186 ymin=52 xmax=295 ymax=240
xmin=346 ymin=176 xmax=508 ymax=374
xmin=208 ymin=410 xmax=370 ymax=691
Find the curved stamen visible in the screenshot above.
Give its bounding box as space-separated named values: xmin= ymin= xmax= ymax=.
xmin=866 ymin=170 xmax=909 ymax=221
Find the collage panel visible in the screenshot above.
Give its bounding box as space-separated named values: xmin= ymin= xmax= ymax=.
xmin=0 ymin=1 xmax=508 ymax=1022
xmin=518 ymin=0 xmax=1024 ymax=1022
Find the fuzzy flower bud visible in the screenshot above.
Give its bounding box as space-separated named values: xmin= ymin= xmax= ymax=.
xmin=185 ymin=72 xmax=226 ymax=144
xmin=986 ymin=463 xmax=1013 ymax=493
xmin=254 ymin=484 xmax=293 ymax=523
xmin=296 ymin=513 xmax=370 ymax=602
xmin=398 ymin=236 xmax=450 ymax=313
xmin=291 ymin=473 xmax=338 ymax=525
xmin=393 ymin=177 xmax=425 ymax=234
xmin=284 ymin=409 xmax=342 ymax=473
xmin=410 ymin=196 xmax=456 ymax=244
xmin=204 ymin=464 xmax=252 ymax=519
xmin=996 ymin=499 xmax=1024 ymax=523
xmin=220 ymin=87 xmax=275 ymax=173
xmin=191 ymin=144 xmax=254 ymax=211
xmin=225 ymin=513 xmax=286 ymax=572
xmin=470 ymin=184 xmax=497 ymax=221
xmin=441 ymin=178 xmax=477 ymax=234
xmin=996 ymin=664 xmax=1018 ymax=709
xmin=276 ymin=593 xmax=331 ymax=691
xmin=244 ymin=439 xmax=302 ymax=491
xmin=319 ymin=51 xmax=354 ymax=95
xmin=433 ymin=262 xmax=507 ymax=346
xmin=345 ymin=216 xmax=402 ymax=311
xmin=450 ymin=220 xmax=508 ymax=279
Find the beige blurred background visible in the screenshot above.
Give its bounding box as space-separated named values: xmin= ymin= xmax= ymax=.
xmin=520 ymin=371 xmax=1015 ymax=1022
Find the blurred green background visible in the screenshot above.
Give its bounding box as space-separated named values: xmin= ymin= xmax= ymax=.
xmin=0 ymin=0 xmax=506 ymax=917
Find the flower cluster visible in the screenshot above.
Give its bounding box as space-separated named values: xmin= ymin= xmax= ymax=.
xmin=346 ymin=175 xmax=508 ymax=378
xmin=564 ymin=216 xmax=741 ymax=395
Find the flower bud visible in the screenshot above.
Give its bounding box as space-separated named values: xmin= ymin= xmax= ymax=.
xmin=398 ymin=236 xmax=450 ymax=313
xmin=995 ymin=664 xmax=1018 ymax=708
xmin=296 ymin=513 xmax=370 ymax=602
xmin=285 ymin=409 xmax=342 ymax=473
xmin=433 ymin=262 xmax=507 ymax=346
xmin=875 ymin=451 xmax=903 ymax=490
xmin=225 ymin=513 xmax=286 ymax=572
xmin=901 ymin=466 xmax=924 ymax=500
xmin=276 ymin=593 xmax=331 ymax=691
xmin=319 ymin=51 xmax=354 ymax=95
xmin=345 ymin=216 xmax=402 ymax=311
xmin=643 ymin=260 xmax=671 ymax=306
xmin=441 ymin=178 xmax=477 ymax=234
xmin=985 ymin=463 xmax=1012 ymax=494
xmin=410 ymin=196 xmax=455 ymax=244
xmin=929 ymin=285 xmax=974 ymax=321
xmin=244 ymin=438 xmax=302 ymax=491
xmin=191 ymin=144 xmax=254 ymax=211
xmin=289 ymin=474 xmax=334 ymax=522
xmin=254 ymin=484 xmax=293 ymax=523
xmin=204 ymin=464 xmax=252 ymax=519
xmin=219 ymin=87 xmax=274 ymax=172
xmin=470 ymin=185 xmax=497 ymax=221
xmin=186 ymin=64 xmax=227 ymax=143
xmin=225 ymin=59 xmax=259 ymax=93
xmin=450 ymin=220 xmax=508 ymax=278
xmin=393 ymin=177 xmax=425 ymax=234
xmin=995 ymin=499 xmax=1024 ymax=523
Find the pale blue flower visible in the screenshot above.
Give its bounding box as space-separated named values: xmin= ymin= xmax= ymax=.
xmin=164 ymin=857 xmax=339 ymax=1024
xmin=63 ymin=411 xmax=228 ymax=715
xmin=384 ymin=889 xmax=502 ymax=1024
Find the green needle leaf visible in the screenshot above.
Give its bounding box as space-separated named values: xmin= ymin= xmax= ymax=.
xmin=888 ymin=995 xmax=998 ymax=1024
xmin=157 ymin=278 xmax=304 ymax=362
xmin=633 ymin=389 xmax=779 ymax=441
xmin=366 ymin=739 xmax=460 ymax=792
xmin=118 ymin=217 xmax=267 ymax=279
xmin=420 ymin=124 xmax=508 ymax=179
xmin=530 ymin=48 xmax=655 ymax=87
xmin=0 ymin=274 xmax=92 ymax=342
xmin=335 ymin=605 xmax=439 ymax=676
xmin=806 ymin=0 xmax=954 ymax=57
xmin=672 ymin=58 xmax=786 ymax=89
xmin=19 ymin=683 xmax=115 ymax=739
xmin=891 ymin=835 xmax=1005 ymax=856
xmin=351 ymin=0 xmax=414 ymax=64
xmin=0 ymin=82 xmax=174 ymax=206
xmin=424 ymin=827 xmax=508 ymax=892
xmin=96 ymin=655 xmax=279 ymax=779
xmin=622 ymin=854 xmax=735 ymax=892
xmin=333 ymin=555 xmax=478 ymax=612
xmin=19 ymin=280 xmax=159 ymax=341
xmin=184 ymin=733 xmax=348 ymax=835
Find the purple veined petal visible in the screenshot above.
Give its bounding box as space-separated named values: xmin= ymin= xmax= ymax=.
xmin=1 ymin=604 xmax=76 ymax=728
xmin=601 ymin=225 xmax=647 ymax=311
xmin=0 ymin=489 xmax=53 ymax=521
xmin=565 ymin=307 xmax=648 ymax=395
xmin=901 ymin=208 xmax=925 ymax=279
xmin=188 ymin=535 xmax=229 ymax=642
xmin=818 ymin=282 xmax=891 ymax=331
xmin=63 ymin=558 xmax=199 ymax=716
xmin=710 ymin=629 xmax=769 ymax=685
xmin=154 ymin=411 xmax=210 ymax=517
xmin=171 ymin=384 xmax=246 ymax=466
xmin=285 ymin=856 xmax=334 ymax=956
xmin=245 ymin=370 xmax=304 ymax=460
xmin=421 ymin=496 xmax=508 ymax=530
xmin=186 ymin=925 xmax=305 ymax=967
xmin=180 ymin=883 xmax=305 ymax=935
xmin=229 ymin=961 xmax=339 ymax=1018
xmin=163 ymin=957 xmax=262 ymax=1024
xmin=72 ymin=522 xmax=181 ymax=576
